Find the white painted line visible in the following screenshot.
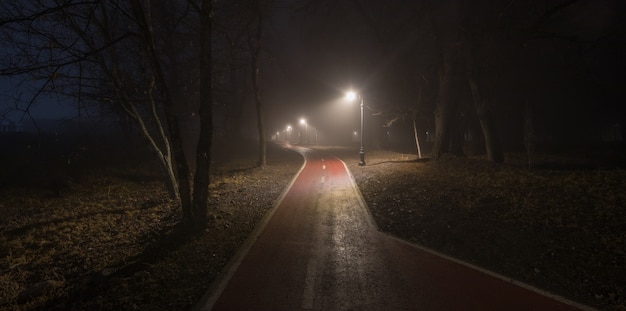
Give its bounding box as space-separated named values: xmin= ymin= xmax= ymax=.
xmin=301 ymin=258 xmax=318 ymax=309
xmin=322 ymin=164 xmax=326 ymax=170
xmin=321 ymin=176 xmax=325 ymax=184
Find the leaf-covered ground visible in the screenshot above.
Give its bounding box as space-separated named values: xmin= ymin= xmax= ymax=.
xmin=0 ymin=142 xmax=303 ymax=310
xmin=1 ymin=141 xmax=624 ymax=310
xmin=338 ymin=148 xmax=625 ymax=311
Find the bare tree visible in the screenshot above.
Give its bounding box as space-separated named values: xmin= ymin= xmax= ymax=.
xmin=465 ymin=33 xmax=504 ymax=163
xmin=211 ymin=0 xmax=279 ymax=168
xmin=0 ymin=0 xmax=215 ymax=230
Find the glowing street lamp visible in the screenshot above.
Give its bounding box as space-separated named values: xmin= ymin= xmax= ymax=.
xmin=346 ymin=91 xmax=357 ymax=101
xmin=345 ymin=90 xmax=365 ymax=166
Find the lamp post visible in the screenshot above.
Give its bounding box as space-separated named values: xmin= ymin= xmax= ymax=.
xmin=299 ymin=118 xmax=308 ymax=145
xmin=346 ymin=91 xmax=365 ymax=166
xmin=286 ymin=125 xmax=292 ymax=142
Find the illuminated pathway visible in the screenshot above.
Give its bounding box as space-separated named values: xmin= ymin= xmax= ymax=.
xmin=196 ymin=145 xmax=591 ymax=311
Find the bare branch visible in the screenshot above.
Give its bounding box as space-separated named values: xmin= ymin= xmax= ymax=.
xmin=0 ymin=32 xmax=134 ymax=76
xmin=0 ymin=1 xmax=98 ymax=27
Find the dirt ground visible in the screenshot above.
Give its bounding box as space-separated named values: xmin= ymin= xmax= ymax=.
xmin=1 ymin=142 xmax=624 ymax=310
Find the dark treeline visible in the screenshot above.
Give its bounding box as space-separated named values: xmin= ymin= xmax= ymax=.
xmin=276 ymin=0 xmax=625 ymax=160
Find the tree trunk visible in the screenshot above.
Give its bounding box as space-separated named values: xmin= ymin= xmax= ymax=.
xmin=253 ymin=61 xmax=266 ymax=167
xmin=130 ymin=0 xmax=193 ymax=221
xmin=252 ymin=0 xmax=266 ymax=168
xmin=190 ymin=0 xmax=214 ymax=230
xmin=412 ymin=88 xmax=423 ymax=159
xmin=412 ymin=115 xmax=422 ymax=159
xmin=134 ymin=93 xmax=179 ymax=199
xmin=525 ymin=101 xmax=535 ymax=170
xmin=449 ymin=114 xmax=466 ymax=156
xmin=466 ymin=46 xmax=504 ymax=163
xmin=432 ymin=46 xmax=455 ymax=159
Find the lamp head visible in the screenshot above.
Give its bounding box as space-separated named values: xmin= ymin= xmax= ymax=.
xmin=345 ymin=91 xmax=357 ymax=101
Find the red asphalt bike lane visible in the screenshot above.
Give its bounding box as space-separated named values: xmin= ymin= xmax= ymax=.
xmin=196 ymin=145 xmax=593 ymax=311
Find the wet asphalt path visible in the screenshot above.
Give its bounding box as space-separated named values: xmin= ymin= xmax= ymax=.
xmin=197 ymin=146 xmax=591 ymax=311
